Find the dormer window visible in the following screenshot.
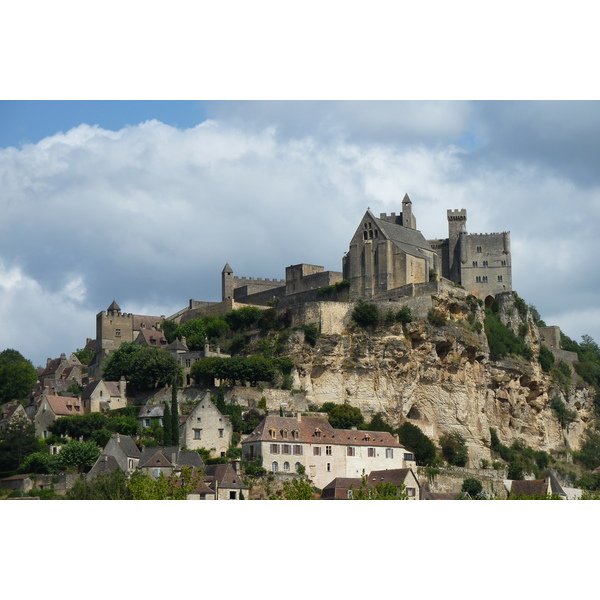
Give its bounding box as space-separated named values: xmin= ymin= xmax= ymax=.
xmin=282 ymin=429 xmax=288 ymax=439
xmin=314 ymin=429 xmax=321 ymax=438
xmin=270 ymin=429 xmax=276 ymax=439
xmin=292 ymin=429 xmax=299 ymax=440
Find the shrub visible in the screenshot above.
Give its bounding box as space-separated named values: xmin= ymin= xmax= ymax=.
xmin=513 ymin=293 xmax=528 ymax=317
xmin=352 ymin=300 xmax=380 ymax=327
xmin=461 ymin=477 xmax=484 ymax=498
xmin=484 ymin=310 xmax=533 ymax=361
xmin=397 ymin=422 xmax=438 ymax=466
xmin=427 ymin=308 xmax=447 ymax=327
xmin=439 ymin=431 xmax=469 ymax=467
xmin=327 ymin=404 xmax=364 ymax=429
xmin=302 ymin=323 xmax=320 ymax=347
xmin=550 ymin=396 xmax=577 ymax=430
xmin=538 ymin=344 xmax=555 ymax=372
xmin=395 ymin=305 xmax=413 ymax=324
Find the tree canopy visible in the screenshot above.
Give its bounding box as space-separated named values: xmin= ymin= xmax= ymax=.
xmin=0 ymin=348 xmax=37 ymax=403
xmin=326 ymin=404 xmax=364 ymax=429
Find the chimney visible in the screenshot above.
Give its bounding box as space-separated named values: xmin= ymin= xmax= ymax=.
xmin=296 ymin=412 xmax=302 ymax=422
xmin=171 ymin=452 xmax=177 ymax=466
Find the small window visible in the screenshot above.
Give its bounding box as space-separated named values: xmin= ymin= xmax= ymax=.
xmin=313 ymin=447 xmax=322 ymax=456
xmin=270 ymin=444 xmax=279 ymax=454
xmin=325 ymin=445 xmax=332 ymax=456
xmin=483 ymin=276 xmax=488 ymax=283
xmin=498 ymin=275 xmax=503 ymax=282
xmin=283 ymin=461 xmax=290 ymax=471
xmin=115 ymin=329 xmax=121 ymax=337
xmin=270 ymin=429 xmax=276 ymax=439
xmin=472 ymin=261 xmax=477 ymax=267
xmin=229 ymin=491 xmax=237 ymax=499
xmin=368 ymin=447 xmax=376 ymax=458
xmin=282 ymin=444 xmax=291 ymax=454
xmin=193 ymin=429 xmax=201 ymax=439
xmin=476 ymin=276 xmax=481 ymax=283
xmin=406 ymin=488 xmax=416 ymax=497
xmin=385 ymin=448 xmax=394 ymax=459
xmin=404 ymin=452 xmax=414 ymax=461
xmin=347 ymin=447 xmax=356 ymax=457
xmin=501 ymin=260 xmax=507 ymax=266
xmin=272 ymin=462 xmax=279 ymax=472
xmin=483 ymin=260 xmax=488 ymax=267
xmin=197 ymin=417 xmax=201 ymax=422
xmin=219 ymin=429 xmax=224 ymax=438
xmin=295 ymin=462 xmax=301 ymax=471
xmin=293 ymin=445 xmax=303 ymax=455
xmin=476 ymin=246 xmax=482 ymax=253
xmin=327 ymin=463 xmax=331 ymax=472
xmin=154 ymin=468 xmax=161 ymax=478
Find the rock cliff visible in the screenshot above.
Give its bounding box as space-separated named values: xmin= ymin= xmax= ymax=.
xmin=281 ymin=287 xmax=594 ymax=466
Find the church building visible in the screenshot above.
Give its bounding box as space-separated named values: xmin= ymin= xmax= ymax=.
xmin=343 ymin=194 xmax=512 ymax=299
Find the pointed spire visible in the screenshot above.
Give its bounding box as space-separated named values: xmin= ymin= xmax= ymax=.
xmin=402 ymin=193 xmax=412 ymax=205
xmin=222 ymin=263 xmax=233 ymax=274
xmin=107 ymin=299 xmax=121 ymax=312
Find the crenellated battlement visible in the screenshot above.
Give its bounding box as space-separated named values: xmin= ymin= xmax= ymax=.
xmin=447 ymin=209 xmax=467 ymax=221
xmin=233 ymin=276 xmax=286 ymax=284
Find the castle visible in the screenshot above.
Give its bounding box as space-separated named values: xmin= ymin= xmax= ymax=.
xmin=220 ymin=194 xmax=512 ymax=306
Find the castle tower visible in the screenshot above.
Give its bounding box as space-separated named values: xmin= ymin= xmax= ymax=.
xmin=447 ymin=209 xmax=467 ymax=283
xmin=222 ymin=263 xmax=234 ymax=300
xmin=401 ymin=193 xmax=416 ymax=229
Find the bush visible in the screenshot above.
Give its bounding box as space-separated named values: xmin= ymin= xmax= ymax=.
xmin=352 ymin=300 xmax=380 ymax=327
xmin=395 ymin=305 xmax=413 ymax=324
xmin=439 ymin=431 xmax=469 ymax=467
xmin=461 ymin=477 xmax=484 ymax=498
xmin=302 ymin=323 xmax=320 ymax=347
xmin=538 ymin=344 xmax=554 ymax=372
xmin=427 ymin=308 xmax=447 ymax=327
xmin=397 ymin=422 xmax=437 ymax=466
xmin=550 ymin=396 xmax=577 ymax=430
xmin=484 ymin=310 xmax=533 ymax=361
xmin=327 ymin=404 xmax=364 ymax=429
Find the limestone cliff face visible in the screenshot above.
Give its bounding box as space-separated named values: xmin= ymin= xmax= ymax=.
xmin=285 ymin=289 xmax=594 ymax=466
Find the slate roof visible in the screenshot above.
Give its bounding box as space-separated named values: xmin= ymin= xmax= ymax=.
xmin=88 ymin=454 xmax=121 ymax=479
xmin=243 ymin=414 xmax=402 ymax=448
xmin=166 ymin=338 xmax=189 ymax=352
xmin=108 ymin=300 xmax=121 ymax=312
xmin=132 ymin=314 xmax=164 ymax=331
xmin=1 ymin=404 xmax=23 ymax=421
xmin=138 ymin=447 xmax=204 ymax=469
xmin=82 ymin=380 xmax=123 ymax=400
xmin=106 ymin=433 xmax=141 ymax=458
xmin=138 ymin=404 xmax=165 ymax=419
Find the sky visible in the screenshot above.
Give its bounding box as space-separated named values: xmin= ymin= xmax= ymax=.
xmin=1 ymin=100 xmax=600 ymax=366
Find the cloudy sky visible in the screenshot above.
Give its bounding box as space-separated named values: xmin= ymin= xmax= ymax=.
xmin=1 ymin=100 xmax=599 ymax=366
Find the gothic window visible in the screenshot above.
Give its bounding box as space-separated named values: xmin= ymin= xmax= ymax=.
xmin=283 ymin=461 xmax=290 ymax=471
xmin=476 ymin=246 xmax=482 ymax=253
xmin=483 ymin=261 xmax=488 ymax=267
xmin=476 ymin=276 xmax=481 ymax=283
xmin=369 ymin=230 xmax=373 ymax=239
xmin=364 ymin=231 xmax=368 ymax=240
xmin=498 ymin=275 xmax=503 ymax=282
xmin=374 ymin=230 xmax=378 ymax=238
xmin=483 ymin=276 xmax=488 ymax=283
xmin=501 ymin=260 xmax=507 ymax=266
xmin=472 ymin=261 xmax=478 ymax=267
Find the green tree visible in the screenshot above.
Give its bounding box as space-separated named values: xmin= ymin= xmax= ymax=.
xmin=573 ymin=426 xmax=600 ymax=470
xmin=101 ymin=342 xmax=141 ymax=381
xmin=395 ymin=305 xmax=414 ymax=324
xmin=55 ymin=440 xmax=101 ymax=472
xmin=67 ymin=470 xmax=133 ymax=500
xmin=280 ymin=478 xmax=315 ymax=499
xmin=163 ymin=403 xmax=172 ymax=446
xmin=550 ymin=396 xmax=577 ymax=430
xmin=439 ymin=430 xmax=469 ymax=467
xmin=538 ymin=344 xmax=555 ymax=372
xmin=161 ymin=319 xmax=179 ymax=343
xmin=352 ymin=300 xmax=380 ymax=327
xmin=0 ymin=415 xmax=39 ymax=471
xmin=327 ymin=404 xmax=364 ymax=429
xmin=171 ymin=380 xmax=179 ymax=447
xmin=128 ymin=347 xmax=179 ymax=390
xmin=0 ymin=349 xmax=38 ymax=403
xmin=128 ymin=466 xmax=200 ymax=499
xmin=461 ymin=477 xmax=484 ymax=498
xmin=366 ymin=413 xmax=395 ymax=433
xmin=73 ymin=347 xmax=95 ymax=365
xmin=18 ymin=451 xmax=58 ymax=474
xmin=224 ymin=306 xmax=264 ymax=331
xmin=350 ymin=476 xmax=408 ymax=499
xmin=397 ymin=422 xmax=437 ymax=466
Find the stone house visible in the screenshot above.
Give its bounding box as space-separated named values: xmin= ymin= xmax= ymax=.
xmin=135 ymin=329 xmax=168 ymax=349
xmin=137 ymin=446 xmax=204 ymax=480
xmin=0 ymin=474 xmax=34 ymax=495
xmin=38 ymin=353 xmax=85 ymax=386
xmin=138 ymin=404 xmax=164 ymax=431
xmin=179 ymin=393 xmax=233 ymax=458
xmin=321 ymin=468 xmax=420 ymax=499
xmin=0 ymin=403 xmax=28 ymax=432
xmin=100 ymin=433 xmax=142 ymax=474
xmin=81 ymin=378 xmax=127 ymax=413
xmin=242 ymin=414 xmax=407 ymax=489
xmin=203 ymin=463 xmax=248 ymax=500
xmin=33 ymin=394 xmax=84 ymax=438
xmin=507 ymin=478 xmax=556 ymax=498
xmin=166 ymin=337 xmax=230 ymax=386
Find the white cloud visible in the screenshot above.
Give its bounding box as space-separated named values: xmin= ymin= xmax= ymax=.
xmin=1 ymin=106 xmax=599 ymax=365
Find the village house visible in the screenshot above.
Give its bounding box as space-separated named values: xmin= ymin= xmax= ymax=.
xmin=242 ymin=413 xmax=411 ymax=489
xmin=81 ymin=378 xmax=127 ymax=413
xmin=100 ymin=433 xmax=142 ymax=474
xmin=179 ymin=393 xmax=233 ymax=458
xmin=321 ymin=468 xmax=420 ymax=499
xmin=138 ymin=404 xmax=164 ymax=431
xmin=203 ymin=463 xmax=248 ymax=500
xmin=37 ymin=353 xmax=85 ymax=387
xmin=0 ymin=403 xmax=28 ymax=432
xmin=33 ymin=394 xmax=84 ymax=438
xmin=136 ymin=446 xmax=205 ymax=480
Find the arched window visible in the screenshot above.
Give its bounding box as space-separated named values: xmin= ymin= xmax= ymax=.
xmin=272 ymin=461 xmax=279 ymax=472
xmin=283 ymin=462 xmax=290 ymax=471
xmin=295 ymin=462 xmax=301 ymax=471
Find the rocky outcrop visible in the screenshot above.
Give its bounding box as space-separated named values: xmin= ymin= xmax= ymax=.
xmin=281 ymin=287 xmax=594 ymax=466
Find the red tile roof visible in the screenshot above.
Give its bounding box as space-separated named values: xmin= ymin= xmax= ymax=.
xmin=45 ymin=394 xmax=83 ymax=416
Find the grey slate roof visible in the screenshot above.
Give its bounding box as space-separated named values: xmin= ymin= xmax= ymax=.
xmin=370 ymin=210 xmax=434 ymax=258
xmin=137 ymin=404 xmax=165 ymax=419
xmin=88 ymin=454 xmax=121 ymax=479
xmin=105 ymin=433 xmax=141 ymax=459
xmin=138 ymin=446 xmax=204 ymax=469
